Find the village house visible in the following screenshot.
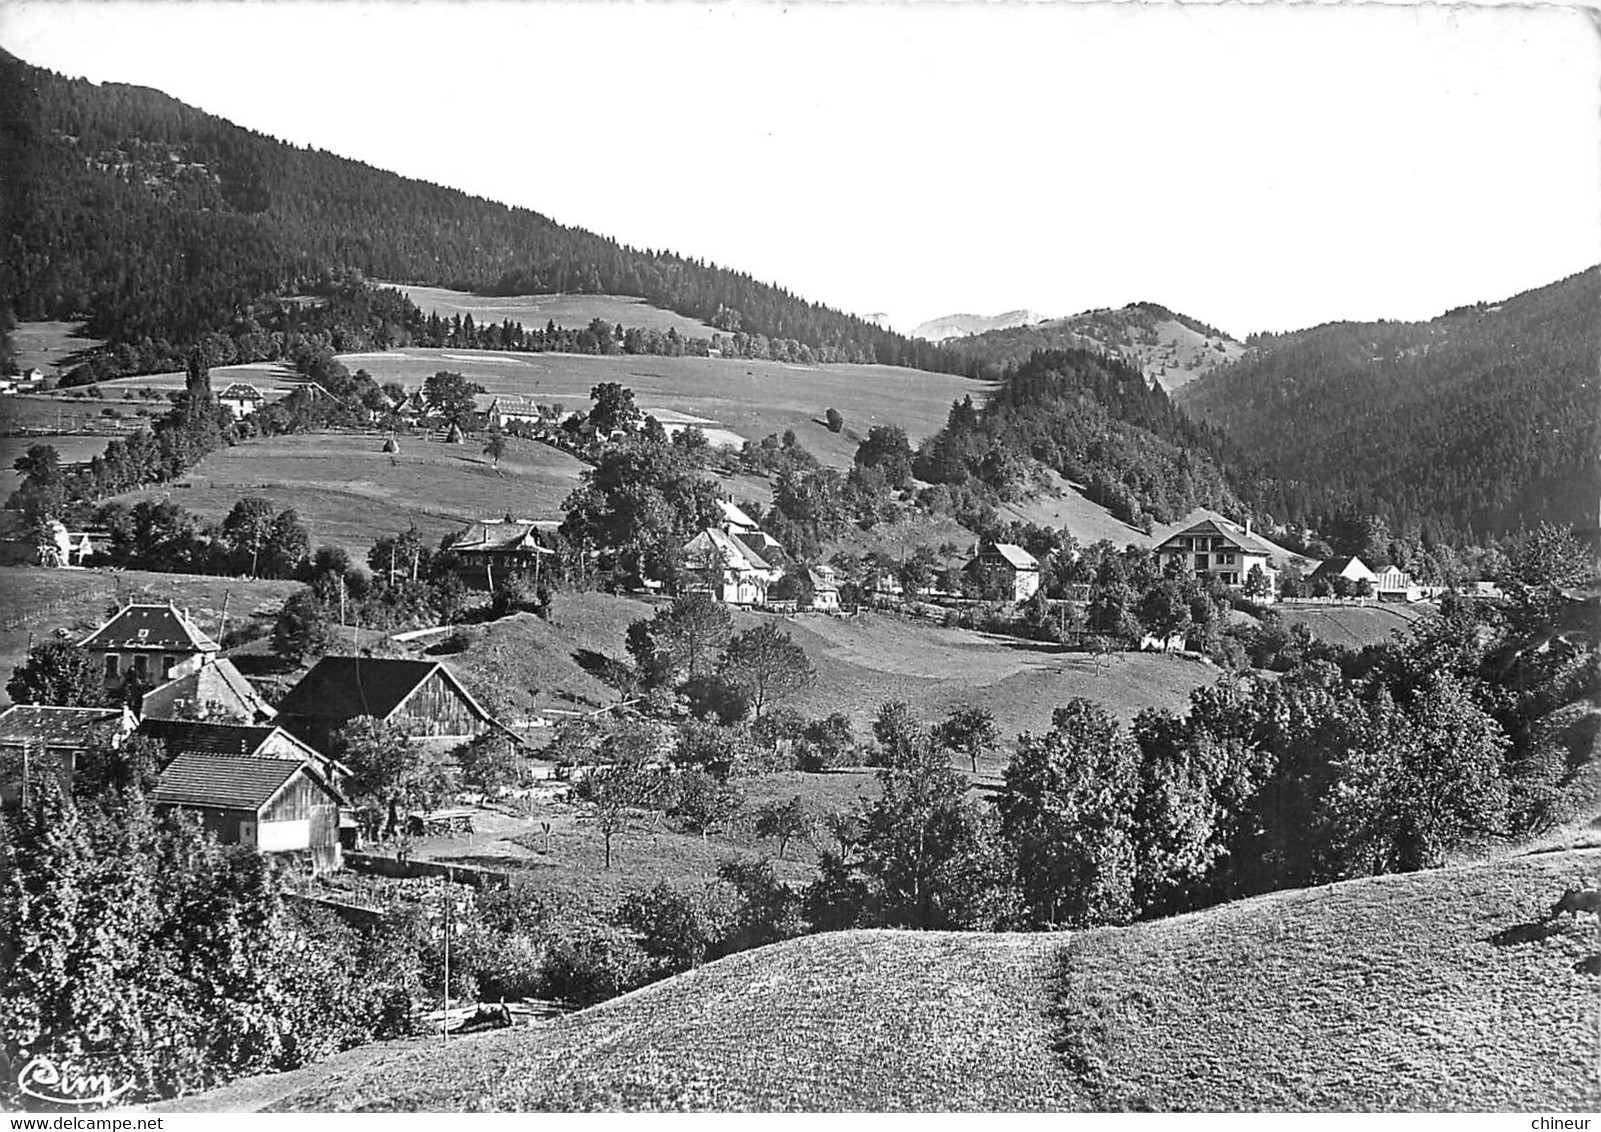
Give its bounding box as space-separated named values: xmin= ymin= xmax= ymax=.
xmin=445 ymin=518 xmax=556 ymax=589
xmin=483 ymin=394 xmax=542 ymax=430
xmin=153 ymin=754 xmax=345 ymax=874
xmin=78 ymin=602 xmax=221 ymax=693
xmin=0 ymin=704 xmax=138 ymax=806
xmin=274 ymin=656 xmax=503 ymax=751
xmin=807 ymin=565 xmax=842 ymax=611
xmin=138 ymin=656 xmax=277 ymax=725
xmin=1154 ymin=518 xmax=1282 ymax=593
xmin=681 ymin=526 xmax=784 ymax=605
xmin=217 ymin=382 xmax=266 ymax=418
xmin=965 ymin=541 xmax=1042 ymax=602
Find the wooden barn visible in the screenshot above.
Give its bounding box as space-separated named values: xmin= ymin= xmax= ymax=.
xmin=275 ymin=657 xmax=501 ymax=750
xmin=153 ymin=753 xmax=344 ymax=874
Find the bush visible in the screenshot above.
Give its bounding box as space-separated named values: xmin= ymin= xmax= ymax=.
xmin=825 ymin=407 xmax=844 ymax=433
xmin=537 ymin=914 xmax=653 ymax=1006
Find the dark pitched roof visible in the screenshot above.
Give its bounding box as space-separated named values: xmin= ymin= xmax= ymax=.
xmin=79 ymin=604 xmax=219 ymax=653
xmin=0 ymin=705 xmax=130 ymax=748
xmin=137 ymin=719 xmax=281 ymax=757
xmin=219 ymin=382 xmax=264 ymax=401
xmin=153 ymin=753 xmax=307 ymax=811
xmin=276 ymin=657 xmax=487 ymax=725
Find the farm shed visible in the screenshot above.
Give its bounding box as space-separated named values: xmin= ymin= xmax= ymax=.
xmin=79 ymin=602 xmax=220 ymax=694
xmin=275 ymin=656 xmax=502 ymax=750
xmin=153 ymin=753 xmax=344 ymax=874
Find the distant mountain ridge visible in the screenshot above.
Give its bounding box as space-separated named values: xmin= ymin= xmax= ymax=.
xmin=910 ymin=310 xmax=1049 ymax=343
xmin=1178 ymin=265 xmax=1601 ymax=540
xmin=940 ymin=303 xmax=1246 ymax=392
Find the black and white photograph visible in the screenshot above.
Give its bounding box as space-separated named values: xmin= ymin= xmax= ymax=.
xmin=0 ymin=0 xmax=1597 ymax=1115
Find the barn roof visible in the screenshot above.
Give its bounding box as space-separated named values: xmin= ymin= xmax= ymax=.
xmin=717 ymin=499 xmax=758 ymax=530
xmin=449 ymin=519 xmax=552 ymax=554
xmin=276 ymin=657 xmax=491 ymax=727
xmin=138 ymin=718 xmax=281 ymax=756
xmin=153 ymin=753 xmax=312 ymax=812
xmin=487 ymin=395 xmax=540 ymax=415
xmin=0 ymin=705 xmax=131 ymax=748
xmin=79 ymin=604 xmax=219 ymax=653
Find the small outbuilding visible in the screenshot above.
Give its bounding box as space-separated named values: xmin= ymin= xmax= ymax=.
xmin=153 ymin=753 xmax=345 ymax=874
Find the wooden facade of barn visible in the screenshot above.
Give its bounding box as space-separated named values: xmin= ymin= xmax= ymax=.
xmin=389 ymin=668 xmax=489 ymax=739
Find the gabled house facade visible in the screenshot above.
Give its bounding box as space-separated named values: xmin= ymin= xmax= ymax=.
xmin=965 ymin=541 xmax=1042 ymax=602
xmin=218 ymin=383 xmax=266 ymax=418
xmin=274 ymin=657 xmax=502 ymax=751
xmin=1155 ymin=519 xmax=1279 ymax=593
xmin=807 ymin=565 xmax=842 ymax=611
xmin=484 ymin=395 xmax=542 ymax=430
xmin=78 ymin=603 xmax=220 ymax=693
xmin=139 ymin=657 xmax=277 ymax=725
xmin=681 ymin=527 xmax=783 ymax=605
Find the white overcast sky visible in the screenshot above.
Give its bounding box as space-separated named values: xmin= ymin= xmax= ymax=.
xmin=3 ymin=1 xmax=1598 ymax=336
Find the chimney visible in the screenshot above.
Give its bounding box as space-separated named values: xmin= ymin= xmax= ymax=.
xmin=1245 ymin=519 xmax=1252 ymax=539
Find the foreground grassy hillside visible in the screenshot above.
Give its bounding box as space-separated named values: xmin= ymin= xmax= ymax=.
xmin=166 ymin=847 xmax=1601 ymax=1112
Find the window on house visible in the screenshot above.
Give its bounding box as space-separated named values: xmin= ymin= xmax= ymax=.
xmin=104 ymin=654 xmax=119 ymax=679
xmin=163 ymin=654 xmax=177 ymax=677
xmin=134 ymin=655 xmax=150 ymax=682
xmin=1194 ymin=554 xmax=1209 ymax=570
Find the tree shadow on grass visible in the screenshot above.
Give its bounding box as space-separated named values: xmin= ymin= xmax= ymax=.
xmin=1487 ymin=919 xmax=1568 ymax=947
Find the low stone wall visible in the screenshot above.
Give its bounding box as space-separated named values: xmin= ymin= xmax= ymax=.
xmin=344 ymin=852 xmax=511 ymax=889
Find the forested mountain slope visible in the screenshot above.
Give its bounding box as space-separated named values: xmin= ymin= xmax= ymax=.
xmin=0 ymin=50 xmax=965 ymax=375
xmin=1178 ymin=267 xmax=1601 ymax=541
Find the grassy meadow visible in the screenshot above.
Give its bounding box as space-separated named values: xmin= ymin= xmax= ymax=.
xmin=108 ymin=431 xmax=589 ymax=558
xmin=387 ymin=286 xmax=727 ymax=340
xmin=9 ymin=320 xmax=105 ymax=377
xmin=167 ymin=847 xmax=1601 ymax=1112
xmin=1272 ymin=601 xmax=1434 ymax=650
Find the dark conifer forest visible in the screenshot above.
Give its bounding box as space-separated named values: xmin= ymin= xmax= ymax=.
xmin=0 ymin=50 xmax=970 ymax=378
xmin=1178 ymin=267 xmax=1601 ymax=541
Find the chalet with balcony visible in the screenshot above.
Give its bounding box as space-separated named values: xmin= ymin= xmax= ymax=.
xmin=1155 ymin=518 xmax=1280 ymax=593
xmin=446 ymin=518 xmax=555 ymax=589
